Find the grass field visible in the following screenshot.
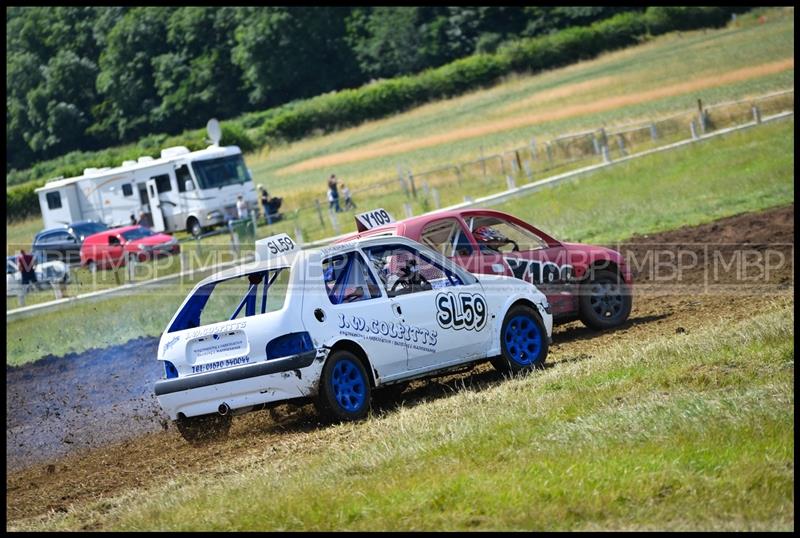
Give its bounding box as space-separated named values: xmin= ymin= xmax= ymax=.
xmin=5 ymin=117 xmax=794 ymax=366
xmin=5 ymin=8 xmax=794 ymax=250
xmin=17 ymin=299 xmax=793 ymax=531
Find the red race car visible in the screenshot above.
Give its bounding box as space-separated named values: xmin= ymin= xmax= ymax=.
xmin=337 ymin=208 xmax=633 ymax=329
xmin=80 ymin=225 xmax=180 ymax=272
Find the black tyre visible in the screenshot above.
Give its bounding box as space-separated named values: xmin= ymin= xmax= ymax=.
xmin=314 ymin=350 xmax=371 ymax=422
xmin=578 ymin=269 xmax=632 ymax=330
xmin=491 ymin=305 xmax=549 ymax=375
xmin=175 ymin=413 xmax=232 ymax=446
xmin=187 ymin=217 xmax=203 ymax=238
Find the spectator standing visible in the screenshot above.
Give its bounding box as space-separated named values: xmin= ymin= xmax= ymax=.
xmin=259 ymin=185 xmax=272 ymax=225
xmin=130 ymin=214 xmax=138 ymax=225
xmin=138 ymin=210 xmax=152 ymax=228
xmin=327 ymin=174 xmax=341 ymax=212
xmin=16 ymin=249 xmax=37 ymax=291
xmin=341 ymin=183 xmax=356 ymax=210
xmin=236 ymin=195 xmax=249 ymax=219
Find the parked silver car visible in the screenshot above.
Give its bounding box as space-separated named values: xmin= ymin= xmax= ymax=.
xmin=6 ymin=255 xmax=70 ymax=297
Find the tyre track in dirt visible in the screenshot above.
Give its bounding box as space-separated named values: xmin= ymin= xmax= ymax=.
xmin=6 ymin=204 xmax=794 ymax=525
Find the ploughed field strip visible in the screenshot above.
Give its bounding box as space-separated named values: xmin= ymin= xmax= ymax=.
xmin=6 ymin=204 xmax=794 ymax=524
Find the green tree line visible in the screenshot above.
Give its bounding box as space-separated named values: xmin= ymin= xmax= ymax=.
xmin=7 ymin=6 xmax=642 ymax=173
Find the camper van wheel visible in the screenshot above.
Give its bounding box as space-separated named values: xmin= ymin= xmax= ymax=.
xmin=187 ymin=217 xmax=203 ymax=238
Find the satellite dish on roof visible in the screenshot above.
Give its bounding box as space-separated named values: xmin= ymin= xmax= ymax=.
xmin=207 ymin=118 xmax=222 ymax=146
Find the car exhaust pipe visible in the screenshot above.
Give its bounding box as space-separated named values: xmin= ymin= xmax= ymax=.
xmin=218 ymin=402 xmax=230 ymax=416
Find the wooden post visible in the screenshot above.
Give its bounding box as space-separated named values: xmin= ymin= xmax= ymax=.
xmin=529 ymin=137 xmax=537 ymax=160
xmin=592 ymin=135 xmax=600 ymax=154
xmin=231 ymin=232 xmax=241 ymax=258
xmin=403 ymin=203 xmax=413 ymax=218
xmin=398 ymin=165 xmax=409 ymax=198
xmin=545 ymin=142 xmax=553 ymax=166
xmin=422 ymin=180 xmax=430 ymax=199
xmin=523 ymin=160 xmax=533 ymax=178
xmin=697 ymin=98 xmax=706 ymax=133
xmin=601 ymin=145 xmax=611 ymax=163
xmin=17 ymin=288 xmax=25 ymax=307
xmin=752 ymin=105 xmax=762 ymax=124
xmin=515 ymin=150 xmax=522 ymax=173
xmin=51 ymin=281 xmax=64 ymax=300
xmin=328 ymin=209 xmax=340 ymax=234
xmin=616 ymin=134 xmax=627 ymax=157
xmin=294 ymin=225 xmax=305 ymax=246
xmin=650 ymin=123 xmax=658 ymax=140
xmin=480 ymin=146 xmax=487 ymax=181
xmin=690 ymin=120 xmax=699 ymax=140
xmin=432 ymin=188 xmax=440 ymax=209
xmin=314 ymin=199 xmax=325 ymax=227
xmin=506 ymin=175 xmax=516 ymax=190
xmin=407 ymin=171 xmax=417 ymax=199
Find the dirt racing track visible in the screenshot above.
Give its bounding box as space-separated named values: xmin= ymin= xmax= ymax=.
xmin=6 ymin=204 xmax=794 ymax=525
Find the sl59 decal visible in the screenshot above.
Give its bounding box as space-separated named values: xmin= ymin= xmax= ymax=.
xmin=436 ymin=292 xmax=487 ymax=331
xmin=265 ymin=236 xmax=294 ymax=255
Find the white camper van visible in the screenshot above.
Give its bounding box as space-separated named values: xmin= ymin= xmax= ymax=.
xmin=35 ymin=121 xmax=258 ymax=236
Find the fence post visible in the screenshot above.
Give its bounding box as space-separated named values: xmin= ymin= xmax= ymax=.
xmin=251 ymin=210 xmax=258 ymax=240
xmin=650 ymin=123 xmax=658 ymax=141
xmin=328 ymin=209 xmax=340 ymax=234
xmin=480 ymin=145 xmax=487 ymax=181
xmin=17 ymin=288 xmax=26 ymax=307
xmin=616 ymin=134 xmax=628 ymax=157
xmin=432 ymin=188 xmax=440 ymax=209
xmin=523 ymin=160 xmax=533 ymax=179
xmin=506 ymin=175 xmax=516 ymax=190
xmin=180 ymin=249 xmax=187 ymax=275
xmin=397 ymin=165 xmax=409 ymax=198
xmin=407 ymin=171 xmax=417 ymax=199
xmin=690 ymin=120 xmax=699 ymax=140
xmin=545 ymin=142 xmax=553 ymax=166
xmin=422 ymin=180 xmax=430 ymax=199
xmin=294 ymin=225 xmax=305 ymax=246
xmin=529 ymin=137 xmax=537 ymax=160
xmin=127 ymin=255 xmax=136 ymax=283
xmin=752 ymin=105 xmax=762 ymax=124
xmin=403 ymin=203 xmax=413 ymax=218
xmin=314 ymin=199 xmax=325 ymax=228
xmin=454 ymin=165 xmax=463 ymax=187
xmin=231 ymin=232 xmax=241 ymax=259
xmin=51 ymin=281 xmax=64 ymax=300
xmin=463 ymin=195 xmax=473 ymax=204
xmin=601 ymin=145 xmax=611 ymax=163
xmin=697 ymin=98 xmax=706 ymax=133
xmin=592 ymin=134 xmax=600 ymax=154
xmin=511 ymin=154 xmax=519 ymax=175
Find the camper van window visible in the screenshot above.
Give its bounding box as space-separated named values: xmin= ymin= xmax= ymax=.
xmin=122 ymin=184 xmax=133 ymax=197
xmin=176 ymin=164 xmax=192 ymax=192
xmin=46 ymin=192 xmax=62 ymax=210
xmin=191 ymin=154 xmax=251 ymax=190
xmin=154 ymin=174 xmax=172 ymax=193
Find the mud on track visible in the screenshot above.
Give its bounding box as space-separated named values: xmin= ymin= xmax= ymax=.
xmin=6 ymin=204 xmax=794 ymax=525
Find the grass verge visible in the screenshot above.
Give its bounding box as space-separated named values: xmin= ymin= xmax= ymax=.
xmin=15 ymin=299 xmax=793 ymax=531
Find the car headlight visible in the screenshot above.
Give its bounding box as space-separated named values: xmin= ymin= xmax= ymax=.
xmin=138 ymin=244 xmax=154 ymax=251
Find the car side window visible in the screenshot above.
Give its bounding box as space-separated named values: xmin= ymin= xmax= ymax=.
xmin=108 ymin=236 xmax=121 ymax=246
xmin=322 ymin=251 xmax=382 ymax=305
xmin=420 ymin=219 xmax=474 ymax=258
xmin=467 ymin=216 xmax=548 ymax=254
xmin=363 ymin=243 xmax=464 ymax=297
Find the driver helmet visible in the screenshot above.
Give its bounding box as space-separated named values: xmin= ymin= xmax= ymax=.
xmin=473 ymin=226 xmax=507 ymax=244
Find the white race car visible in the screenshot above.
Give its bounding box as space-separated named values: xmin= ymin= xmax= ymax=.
xmin=154 ymin=233 xmax=553 ymax=443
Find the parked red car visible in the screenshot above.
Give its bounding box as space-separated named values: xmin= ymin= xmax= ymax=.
xmin=336 ymin=208 xmax=633 ymax=330
xmin=80 ymin=225 xmax=180 ymax=271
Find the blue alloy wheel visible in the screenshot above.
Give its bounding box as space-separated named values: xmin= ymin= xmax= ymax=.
xmin=503 ymin=314 xmax=542 ymax=366
xmin=331 ymin=357 xmax=367 ymax=412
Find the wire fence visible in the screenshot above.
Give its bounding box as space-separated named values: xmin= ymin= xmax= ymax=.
xmin=7 ymin=89 xmax=794 ymax=310
xmin=285 ymin=88 xmax=794 ymax=242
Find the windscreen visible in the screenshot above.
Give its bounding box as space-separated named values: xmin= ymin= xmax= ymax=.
xmin=168 ymin=268 xmax=289 ymax=333
xmin=191 ymin=154 xmax=251 ymax=190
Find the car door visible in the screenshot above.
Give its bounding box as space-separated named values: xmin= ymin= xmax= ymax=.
xmin=105 ymin=235 xmax=125 ymax=268
xmin=463 ymin=213 xmax=576 ymax=316
xmin=362 ymin=242 xmax=491 ymax=373
xmin=315 ymin=249 xmax=409 ymax=379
